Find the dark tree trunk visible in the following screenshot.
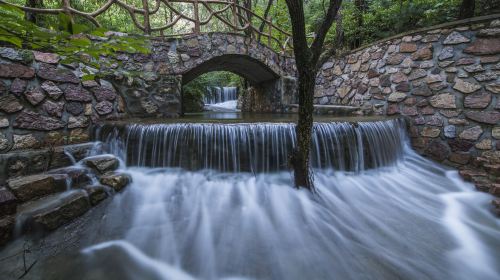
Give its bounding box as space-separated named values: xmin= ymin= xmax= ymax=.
xmin=284 ymin=0 xmax=342 ymax=190
xmin=458 ymin=0 xmax=475 ymax=19
xmin=258 ymin=0 xmax=274 ymax=42
xmin=25 ymin=0 xmax=44 ymax=24
xmin=352 ymin=0 xmax=364 ymax=49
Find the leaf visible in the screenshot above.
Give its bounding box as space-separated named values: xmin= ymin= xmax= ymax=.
xmin=82 ymin=74 xmax=96 ymax=81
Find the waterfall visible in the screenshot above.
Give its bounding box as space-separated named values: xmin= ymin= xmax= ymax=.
xmin=95 ymin=119 xmax=406 ymax=172
xmin=204 ymin=87 xmax=238 ymax=104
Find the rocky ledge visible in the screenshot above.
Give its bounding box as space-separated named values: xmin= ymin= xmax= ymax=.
xmin=0 ymin=154 xmax=131 ymax=247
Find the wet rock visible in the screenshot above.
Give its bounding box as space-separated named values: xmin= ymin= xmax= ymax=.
xmin=14 ymin=111 xmax=65 ymax=130
xmin=17 ymin=190 xmax=90 ymax=232
xmin=0 ymin=63 xmax=35 ymax=78
xmin=68 ymin=116 xmax=89 ymax=129
xmin=464 ymin=38 xmax=500 ymax=55
xmin=9 ymin=78 xmax=28 ymax=95
xmin=443 ymin=31 xmax=470 ymax=44
xmin=69 ymin=129 xmax=89 ymax=144
xmin=82 ymin=185 xmax=108 ymax=205
xmin=0 ymin=95 xmax=23 ymax=113
xmin=37 ymin=63 xmax=79 ymax=83
xmin=61 ymin=84 xmax=92 ymax=102
xmin=7 ymin=174 xmax=68 ymax=202
xmin=464 ymin=92 xmax=491 ymax=109
xmin=49 ymin=167 xmax=92 ymax=188
xmin=459 ymin=126 xmax=483 ymax=141
xmin=42 ymin=100 xmax=64 ymax=118
xmin=33 ymin=51 xmax=60 ymax=64
xmin=0 ymin=188 xmax=17 ymax=218
xmin=453 ymin=78 xmax=481 ymax=93
xmin=0 ymin=216 xmax=14 ymax=246
xmin=83 ymin=155 xmax=119 ymax=174
xmin=426 ymin=140 xmax=450 ymax=161
xmin=12 ymin=134 xmax=39 ymax=150
xmin=41 ymin=81 xmax=63 ymax=100
xmin=95 ymin=100 xmax=114 ymax=115
xmin=465 ymin=111 xmax=500 ymax=125
xmin=23 ymin=87 xmax=46 ymax=105
xmin=100 ymin=172 xmax=131 ymax=192
xmin=429 ymin=93 xmax=456 ymax=108
xmin=66 ymin=102 xmax=84 ymax=115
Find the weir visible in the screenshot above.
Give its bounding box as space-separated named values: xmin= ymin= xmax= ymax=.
xmin=95 ymin=119 xmax=405 ymax=172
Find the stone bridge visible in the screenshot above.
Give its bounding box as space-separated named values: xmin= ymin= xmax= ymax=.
xmin=110 ymin=33 xmax=297 ymax=116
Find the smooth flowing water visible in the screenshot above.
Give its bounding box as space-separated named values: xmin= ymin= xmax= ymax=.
xmin=204 ymin=87 xmax=239 ymax=112
xmin=5 ymin=119 xmax=500 ymax=280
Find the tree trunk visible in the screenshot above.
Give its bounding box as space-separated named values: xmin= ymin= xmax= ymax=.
xmin=458 ymin=0 xmax=475 ymax=19
xmin=25 ymin=0 xmax=44 ymax=24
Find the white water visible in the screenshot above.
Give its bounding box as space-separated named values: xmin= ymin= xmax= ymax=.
xmin=54 ymin=119 xmax=500 ymax=280
xmin=204 ymin=100 xmax=239 ymax=112
xmin=204 ymin=87 xmax=239 ymax=112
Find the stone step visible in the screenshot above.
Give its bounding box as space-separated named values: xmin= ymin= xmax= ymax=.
xmin=16 ymin=190 xmax=90 ymax=232
xmin=82 ymin=154 xmax=120 ymax=174
xmin=7 ymin=174 xmax=68 ymax=202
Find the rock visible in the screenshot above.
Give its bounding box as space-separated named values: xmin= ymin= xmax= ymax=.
xmin=449 ymin=152 xmax=470 ymax=164
xmin=17 ymin=190 xmax=90 ymax=232
xmin=464 ymin=92 xmax=491 ymax=108
xmin=411 ymin=45 xmax=433 ymax=60
xmin=443 ymin=31 xmax=470 ymax=44
xmin=95 ymin=100 xmax=114 ymax=115
xmin=449 ymin=139 xmax=474 ymax=152
xmin=61 ymin=84 xmax=92 ymax=102
xmin=0 ymin=47 xmax=31 ymax=62
xmin=493 ymin=127 xmax=500 ymax=139
xmin=12 ymin=134 xmax=39 ymax=150
xmin=395 ymin=82 xmax=410 ymax=92
xmin=426 ymin=140 xmax=450 ymax=161
xmin=386 ymin=53 xmax=406 ymax=65
xmin=41 ymin=81 xmax=63 ymax=99
xmin=425 ymin=74 xmax=443 ymax=84
xmin=400 ymin=43 xmax=417 ymax=53
xmin=0 ymin=63 xmax=35 ymax=78
xmin=413 ymin=86 xmax=432 ymax=96
xmin=37 ymin=63 xmax=79 ymax=83
xmin=485 ymin=82 xmax=500 ymax=93
xmin=426 ymin=116 xmax=443 ymax=126
xmin=408 ymin=69 xmax=427 ymax=80
xmin=456 ymin=57 xmax=475 ymax=66
xmin=429 ymin=93 xmax=456 ymax=108
xmin=337 ymin=86 xmax=351 ymax=98
xmin=444 ymin=125 xmax=456 ymax=138
xmin=0 ymin=95 xmax=23 ymax=113
xmin=459 ymin=126 xmax=483 ymax=141
xmin=68 ymin=116 xmax=89 ymax=128
xmin=438 ymin=47 xmax=454 ymax=60
xmin=0 ymin=188 xmax=17 ymax=218
xmin=23 ymin=87 xmax=46 ymax=105
xmin=453 ymin=78 xmax=481 ymax=93
xmin=33 ymin=51 xmax=60 ymax=64
xmin=0 ymin=117 xmax=8 ymax=128
xmin=421 ymin=127 xmax=441 ymax=138
xmin=464 ymin=64 xmax=484 ymax=73
xmin=475 ymin=139 xmax=492 ymax=150
xmin=69 ymin=129 xmax=89 ymax=144
xmin=465 ymin=111 xmax=500 ymax=125
xmin=49 ymin=167 xmax=92 ymax=188
xmin=82 ymin=185 xmax=108 ymax=206
xmin=387 ymin=92 xmax=407 ymax=102
xmin=0 ymin=216 xmax=14 ymax=246
xmin=482 ymin=150 xmax=500 ymax=165
xmin=9 ymin=78 xmax=28 ymax=95
xmin=14 ymin=111 xmax=65 ymax=130
xmin=7 ymin=174 xmax=67 ymax=202
xmin=464 ymin=38 xmax=500 ymax=55
xmin=91 ymin=81 xmax=117 ymax=101
xmin=83 ymin=155 xmax=120 ymax=174
xmin=100 ymin=172 xmax=131 ymax=192
xmin=474 ymin=72 xmax=497 ymax=82
xmin=66 ymin=102 xmax=84 ymax=115
xmin=42 ymin=100 xmax=64 ymax=117
xmin=0 ymin=132 xmax=9 ymax=151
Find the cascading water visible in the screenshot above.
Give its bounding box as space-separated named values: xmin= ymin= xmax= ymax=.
xmin=7 ymin=119 xmax=500 ymax=280
xmin=204 ymin=87 xmax=239 ymax=112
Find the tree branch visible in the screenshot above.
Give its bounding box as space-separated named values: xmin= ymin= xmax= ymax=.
xmin=310 ymin=0 xmax=342 ymax=62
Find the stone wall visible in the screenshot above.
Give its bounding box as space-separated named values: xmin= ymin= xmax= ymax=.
xmin=316 ymin=16 xmax=500 ymax=173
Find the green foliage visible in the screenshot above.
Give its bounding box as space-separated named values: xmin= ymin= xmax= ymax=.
xmin=0 ymin=3 xmax=150 ymax=80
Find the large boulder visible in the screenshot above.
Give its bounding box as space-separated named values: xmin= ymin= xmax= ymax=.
xmin=100 ymin=172 xmax=131 ymax=192
xmin=7 ymin=174 xmax=68 ymax=202
xmin=83 ymin=155 xmax=120 ymax=174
